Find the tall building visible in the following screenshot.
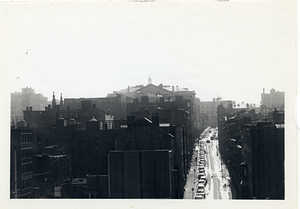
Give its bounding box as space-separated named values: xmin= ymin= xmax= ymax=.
xmin=11 ymin=92 xmax=22 ymax=125
xmin=260 ymin=88 xmax=284 ymax=116
xmin=11 ymin=87 xmax=48 ymax=124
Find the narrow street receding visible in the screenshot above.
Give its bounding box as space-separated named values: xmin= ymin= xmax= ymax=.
xmin=184 ymin=127 xmax=233 ymax=200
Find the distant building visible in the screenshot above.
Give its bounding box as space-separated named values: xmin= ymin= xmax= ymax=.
xmin=200 ymin=97 xmax=233 ymax=128
xmin=11 ymin=87 xmax=48 ymax=125
xmin=23 ymin=93 xmax=105 ymax=128
xmin=260 ymin=88 xmax=284 ymax=116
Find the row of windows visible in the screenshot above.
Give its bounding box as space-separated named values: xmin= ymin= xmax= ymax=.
xmin=22 ymin=178 xmax=32 ymax=190
xmin=21 ymin=148 xmax=32 ymax=159
xmin=21 ymin=133 xmax=32 ymax=144
xmin=21 ymin=163 xmax=32 ymax=174
xmin=59 ymin=112 xmax=79 ymax=118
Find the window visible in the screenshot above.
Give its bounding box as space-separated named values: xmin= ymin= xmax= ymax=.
xmin=21 ymin=133 xmax=24 ymax=143
xmin=25 ymin=180 xmax=28 ymax=189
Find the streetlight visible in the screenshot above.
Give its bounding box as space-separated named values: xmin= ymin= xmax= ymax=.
xmin=192 ymin=188 xmax=194 ymax=199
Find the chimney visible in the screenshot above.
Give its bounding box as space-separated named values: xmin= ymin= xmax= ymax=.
xmin=172 ymin=86 xmax=174 ymax=92
xmin=30 ymin=106 xmax=32 ymax=111
xmin=26 ymin=107 xmax=29 ymax=111
xmin=152 ymin=113 xmax=159 ymax=127
xmin=48 ymin=104 xmax=51 ymax=111
xmin=127 ymin=116 xmax=135 ymax=129
xmin=263 ymin=88 xmax=265 ymax=94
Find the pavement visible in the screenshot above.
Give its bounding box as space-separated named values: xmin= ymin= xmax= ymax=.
xmin=183 ymin=150 xmax=198 ymax=199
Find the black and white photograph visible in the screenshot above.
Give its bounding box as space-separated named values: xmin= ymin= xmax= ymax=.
xmin=1 ymin=1 xmax=297 ymax=209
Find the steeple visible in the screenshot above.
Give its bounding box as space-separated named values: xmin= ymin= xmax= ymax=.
xmin=60 ymin=93 xmax=64 ymax=110
xmin=52 ymin=91 xmax=56 ymax=111
xmin=148 ymin=76 xmax=152 ymax=85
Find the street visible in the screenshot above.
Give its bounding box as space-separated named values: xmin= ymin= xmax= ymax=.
xmin=184 ymin=127 xmax=232 ymax=200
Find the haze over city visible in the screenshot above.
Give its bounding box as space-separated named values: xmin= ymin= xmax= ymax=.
xmin=1 ymin=2 xmax=295 ymax=106
xmin=1 ymin=1 xmax=297 ymax=209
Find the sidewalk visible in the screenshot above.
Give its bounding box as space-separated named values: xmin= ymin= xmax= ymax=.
xmin=183 ymin=150 xmax=198 ymax=199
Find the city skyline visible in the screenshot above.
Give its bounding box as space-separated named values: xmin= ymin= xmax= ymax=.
xmin=1 ymin=2 xmax=296 ymax=106
xmin=1 ymin=1 xmax=297 ymax=209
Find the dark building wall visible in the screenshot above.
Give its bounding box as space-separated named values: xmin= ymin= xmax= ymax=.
xmin=72 ymin=123 xmax=119 ymax=178
xmin=218 ymin=104 xmax=285 ymax=199
xmin=86 ymin=174 xmax=109 ymax=198
xmin=64 ymin=96 xmax=125 ymax=120
xmin=108 ymin=151 xmax=124 ymax=198
xmin=108 ymin=150 xmax=172 ymax=198
xmin=23 ymin=102 xmax=105 ymax=129
xmin=123 ymin=152 xmax=141 ymax=198
xmin=11 ymin=129 xmax=33 ymax=198
xmin=126 ymin=98 xmax=194 ymax=168
xmin=225 ymin=120 xmax=285 ymax=200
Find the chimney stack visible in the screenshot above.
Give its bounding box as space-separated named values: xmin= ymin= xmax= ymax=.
xmin=152 ymin=113 xmax=159 ymax=127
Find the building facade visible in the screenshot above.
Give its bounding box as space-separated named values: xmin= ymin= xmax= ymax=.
xmin=10 ymin=129 xmax=33 ymax=198
xmin=11 ymin=87 xmax=48 ymax=125
xmin=217 ymin=103 xmax=284 ymax=199
xmin=260 ymin=88 xmax=284 ymax=116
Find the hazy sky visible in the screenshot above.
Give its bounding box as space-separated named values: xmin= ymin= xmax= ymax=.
xmin=0 ymin=2 xmax=298 ymax=208
xmin=1 ymin=1 xmax=296 ymax=106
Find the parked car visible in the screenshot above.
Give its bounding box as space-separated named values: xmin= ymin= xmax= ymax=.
xmin=197 ymin=183 xmax=205 ymax=190
xmin=197 ymin=187 xmax=205 ymax=194
xmin=195 ymin=194 xmax=204 ymax=199
xmin=198 ymin=179 xmax=205 ymax=184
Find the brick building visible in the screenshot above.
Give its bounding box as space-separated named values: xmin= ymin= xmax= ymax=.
xmin=10 ymin=129 xmax=33 ymax=198
xmin=217 ymin=102 xmax=285 ymax=199
xmin=109 ymin=115 xmax=180 ymax=198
